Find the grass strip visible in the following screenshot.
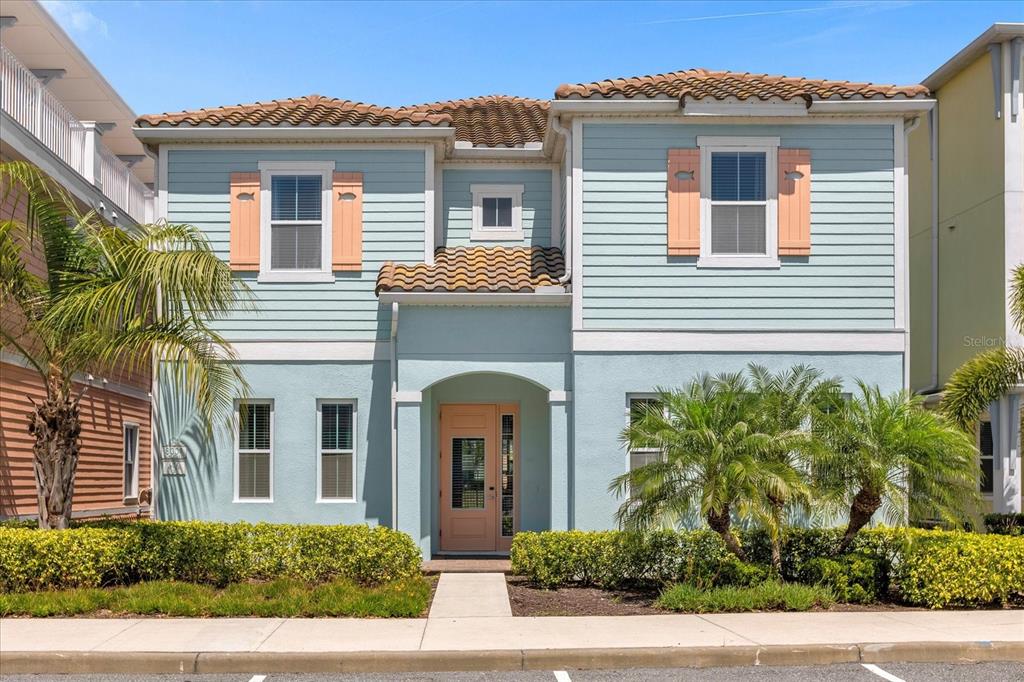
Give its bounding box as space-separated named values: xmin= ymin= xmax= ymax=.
xmin=0 ymin=576 xmax=432 ymax=618
xmin=657 ymin=581 xmax=836 ymax=613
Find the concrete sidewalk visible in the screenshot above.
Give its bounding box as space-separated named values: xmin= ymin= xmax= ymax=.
xmin=2 ymin=610 xmax=1022 ymax=674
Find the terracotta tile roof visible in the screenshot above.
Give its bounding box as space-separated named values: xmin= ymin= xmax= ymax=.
xmin=376 ymin=246 xmax=565 ymax=294
xmin=399 ymin=95 xmax=549 ymax=147
xmin=555 ymin=68 xmax=929 ymax=101
xmin=135 ymin=94 xmax=450 ymax=127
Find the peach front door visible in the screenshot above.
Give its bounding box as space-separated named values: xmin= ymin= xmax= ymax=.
xmin=439 ymin=404 xmax=518 ymax=553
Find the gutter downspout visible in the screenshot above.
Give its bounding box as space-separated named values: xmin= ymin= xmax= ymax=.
xmin=549 ymin=115 xmax=572 ymax=286
xmin=389 ymin=301 xmax=399 ymax=528
xmin=924 ymin=104 xmax=941 ymax=394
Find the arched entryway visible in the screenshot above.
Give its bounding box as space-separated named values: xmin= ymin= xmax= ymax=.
xmin=426 ymin=372 xmax=551 ymax=554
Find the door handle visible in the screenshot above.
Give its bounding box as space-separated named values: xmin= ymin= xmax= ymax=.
xmin=488 ymin=486 xmax=495 ymax=491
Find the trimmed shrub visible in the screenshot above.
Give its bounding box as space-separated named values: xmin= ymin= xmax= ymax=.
xmin=717 ymin=556 xmax=770 ymax=587
xmin=798 ymin=551 xmax=880 ymax=604
xmin=984 ymin=513 xmax=1024 ymax=536
xmin=0 ymin=521 xmax=421 ymax=592
xmin=890 ymin=531 xmax=1024 ymax=608
xmin=510 ymin=530 xmax=730 ymax=589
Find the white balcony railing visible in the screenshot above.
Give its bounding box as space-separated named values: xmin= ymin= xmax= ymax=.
xmin=1 ymin=43 xmax=150 ymax=225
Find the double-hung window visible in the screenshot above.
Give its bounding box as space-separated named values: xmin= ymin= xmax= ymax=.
xmin=697 ymin=137 xmax=779 ymax=268
xmin=258 ymin=161 xmax=334 ymax=283
xmin=978 ymin=418 xmax=994 ymax=495
xmin=318 ymin=400 xmax=356 ymax=502
xmin=627 ymin=395 xmax=665 ymax=473
xmin=122 ymin=423 xmax=139 ymax=500
xmin=236 ymin=400 xmax=272 ymax=501
xmin=470 ymin=184 xmax=524 ymax=240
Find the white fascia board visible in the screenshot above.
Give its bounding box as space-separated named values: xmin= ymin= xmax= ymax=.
xmin=923 ymin=23 xmax=1024 ymax=91
xmin=683 ymin=98 xmax=808 ymax=117
xmin=807 ymin=99 xmax=935 ymax=115
xmin=573 ymin=330 xmax=907 ymax=353
xmin=133 ymin=126 xmax=455 ymax=143
xmin=549 ymin=99 xmax=681 ymax=114
xmin=449 ymin=146 xmax=550 ymax=161
xmin=377 ymin=292 xmax=571 ymax=306
xmin=217 ymin=341 xmax=391 ymax=362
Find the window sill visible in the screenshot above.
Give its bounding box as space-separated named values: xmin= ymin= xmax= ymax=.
xmin=122 ymin=496 xmax=139 ymax=505
xmin=697 ymin=256 xmax=781 ymax=269
xmin=257 ymin=271 xmax=335 ymax=284
xmin=316 ymin=498 xmax=358 ymax=504
xmin=470 ymin=229 xmax=524 ymax=242
xmin=233 ymin=498 xmax=274 ymax=504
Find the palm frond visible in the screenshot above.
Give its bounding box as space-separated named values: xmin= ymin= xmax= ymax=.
xmin=942 ymin=347 xmax=1024 ymax=431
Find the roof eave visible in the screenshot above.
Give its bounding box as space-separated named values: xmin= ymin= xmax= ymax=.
xmin=549 ymin=100 xmax=681 ymax=114
xmin=806 ymin=99 xmax=936 ymax=115
xmin=133 ymin=125 xmax=456 ymax=144
xmin=922 ymin=23 xmax=1024 ymax=91
xmin=377 ymin=291 xmax=570 ymax=306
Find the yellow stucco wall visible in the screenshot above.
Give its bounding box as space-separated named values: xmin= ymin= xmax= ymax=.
xmin=908 ymin=52 xmax=1006 ymax=391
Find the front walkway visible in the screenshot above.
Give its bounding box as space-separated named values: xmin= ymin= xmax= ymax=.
xmin=2 ymin=610 xmax=1022 ymax=673
xmin=428 ymin=573 xmax=512 ymax=618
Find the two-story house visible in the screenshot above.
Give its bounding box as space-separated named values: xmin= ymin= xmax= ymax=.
xmin=0 ymin=0 xmax=155 ymax=520
xmin=909 ymin=23 xmax=1024 ymax=514
xmin=138 ymin=69 xmax=931 ymax=556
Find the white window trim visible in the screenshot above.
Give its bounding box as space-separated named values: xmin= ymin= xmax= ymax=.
xmin=258 ymin=160 xmax=335 ymax=283
xmin=122 ymin=422 xmax=140 ymax=501
xmin=624 ymin=394 xmax=667 ymax=498
xmin=316 ymin=399 xmax=357 ymax=503
xmin=234 ymin=399 xmax=274 ymax=503
xmin=470 ymin=183 xmax=524 ymax=241
xmin=696 ymin=136 xmax=780 ymax=269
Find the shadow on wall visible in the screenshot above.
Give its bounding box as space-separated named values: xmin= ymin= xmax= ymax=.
xmin=155 ymin=364 xmax=219 ymax=520
xmin=366 ymin=359 xmax=392 ymax=526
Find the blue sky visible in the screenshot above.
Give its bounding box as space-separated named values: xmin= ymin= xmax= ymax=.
xmin=43 ymin=1 xmax=1022 ymax=115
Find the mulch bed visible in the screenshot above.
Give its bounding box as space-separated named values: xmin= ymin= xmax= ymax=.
xmin=506 ymin=576 xmax=662 ymax=616
xmin=505 ymin=576 xmax=931 ymax=617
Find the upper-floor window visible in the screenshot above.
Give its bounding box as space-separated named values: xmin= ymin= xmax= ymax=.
xmin=697 ymin=137 xmax=779 ymax=269
xmin=258 ymin=161 xmax=334 ymax=283
xmin=471 ymin=184 xmax=523 ymax=241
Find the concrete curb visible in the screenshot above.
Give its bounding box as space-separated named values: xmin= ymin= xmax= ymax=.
xmin=2 ymin=641 xmax=1022 ymax=674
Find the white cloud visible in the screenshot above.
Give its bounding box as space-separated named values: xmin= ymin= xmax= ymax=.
xmin=41 ymin=1 xmax=109 ymax=39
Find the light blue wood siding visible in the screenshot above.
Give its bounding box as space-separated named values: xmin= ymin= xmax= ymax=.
xmin=581 ymin=123 xmax=896 ymax=330
xmin=442 ymin=168 xmax=552 ymax=247
xmin=166 ymin=148 xmax=425 ymax=340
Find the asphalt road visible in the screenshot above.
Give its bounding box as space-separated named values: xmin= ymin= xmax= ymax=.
xmin=3 ymin=663 xmax=1023 ymax=681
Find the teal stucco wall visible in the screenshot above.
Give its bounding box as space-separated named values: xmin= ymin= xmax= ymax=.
xmin=581 ymin=122 xmax=896 ymax=330
xmin=570 ymin=351 xmax=905 ymax=530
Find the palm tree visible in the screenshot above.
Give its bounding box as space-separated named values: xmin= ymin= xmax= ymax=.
xmin=611 ymin=373 xmax=805 ymax=561
xmin=942 ymin=264 xmax=1024 ymax=431
xmin=747 ymin=364 xmax=843 ymax=571
xmin=0 ymin=161 xmax=248 ymax=529
xmin=815 ymin=382 xmax=980 ymax=551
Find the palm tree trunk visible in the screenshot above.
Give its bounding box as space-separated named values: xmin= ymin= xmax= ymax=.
xmin=707 ymin=506 xmax=746 ymax=560
xmin=28 ymin=371 xmax=82 ymax=529
xmin=769 ymin=497 xmax=785 ymax=575
xmin=839 ymin=487 xmax=881 ymax=553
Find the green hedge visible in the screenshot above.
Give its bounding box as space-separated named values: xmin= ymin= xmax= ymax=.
xmin=984 ymin=513 xmax=1024 ymax=536
xmin=510 ymin=528 xmax=1024 ymax=608
xmin=0 ymin=521 xmax=422 ymax=592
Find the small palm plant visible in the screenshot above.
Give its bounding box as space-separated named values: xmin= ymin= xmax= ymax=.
xmin=942 ymin=264 xmax=1024 ymax=431
xmin=0 ymin=161 xmax=248 ymax=529
xmin=611 ymin=373 xmax=806 ymax=561
xmin=747 ymin=364 xmax=843 ymax=571
xmin=815 ymin=382 xmax=980 ymax=551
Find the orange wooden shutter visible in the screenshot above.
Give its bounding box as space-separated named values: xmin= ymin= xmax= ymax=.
xmin=777 ymin=149 xmax=812 ymax=256
xmin=667 ymin=149 xmax=701 ymax=256
xmin=228 ymin=172 xmax=260 ymax=271
xmin=332 ymin=171 xmax=363 ymax=271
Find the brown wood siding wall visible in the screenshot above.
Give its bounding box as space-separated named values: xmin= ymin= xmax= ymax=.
xmin=0 ymin=361 xmax=152 ymax=518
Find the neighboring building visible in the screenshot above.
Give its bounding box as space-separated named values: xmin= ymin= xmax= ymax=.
xmin=0 ymin=1 xmax=155 ymax=519
xmin=908 ymin=24 xmax=1023 ymax=514
xmin=138 ymin=69 xmax=931 ymax=556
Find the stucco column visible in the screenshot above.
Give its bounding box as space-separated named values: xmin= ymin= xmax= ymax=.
xmin=992 ymin=395 xmax=1022 ymax=514
xmin=548 ymin=390 xmax=572 ymax=531
xmin=395 ymin=391 xmax=428 ymax=556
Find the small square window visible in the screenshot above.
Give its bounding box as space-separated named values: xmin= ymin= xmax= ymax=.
xmin=470 ymin=184 xmax=523 ymax=240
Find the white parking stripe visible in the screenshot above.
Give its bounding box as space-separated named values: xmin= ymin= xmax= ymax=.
xmin=554 ymin=671 xmax=572 ymax=682
xmin=862 ymin=663 xmax=906 ymax=682
xmin=248 ymin=676 xmax=267 ymax=682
